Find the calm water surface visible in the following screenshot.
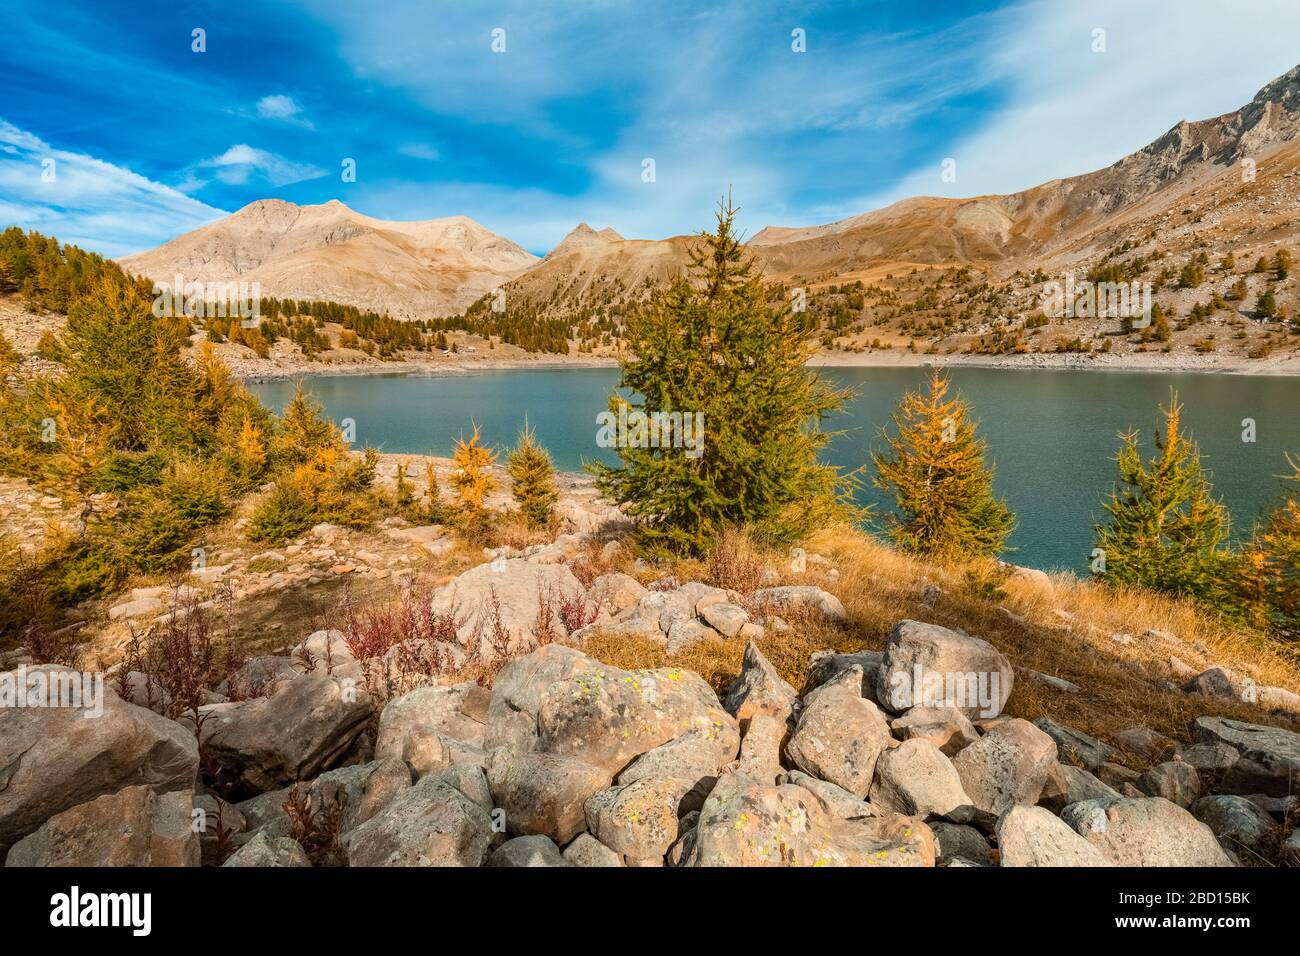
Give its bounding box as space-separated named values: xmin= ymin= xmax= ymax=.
xmin=251 ymin=367 xmax=1300 ymax=574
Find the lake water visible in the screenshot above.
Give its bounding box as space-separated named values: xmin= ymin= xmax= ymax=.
xmin=250 ymin=367 xmax=1300 ymax=574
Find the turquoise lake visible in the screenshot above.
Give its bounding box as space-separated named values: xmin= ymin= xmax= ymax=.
xmin=251 ymin=367 xmax=1300 ymax=574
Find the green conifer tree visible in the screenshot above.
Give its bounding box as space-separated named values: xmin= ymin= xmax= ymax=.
xmin=591 ymin=195 xmax=856 ymax=555
xmin=507 ymin=420 xmax=559 ymax=528
xmin=1094 ymin=391 xmax=1233 ymax=601
xmin=872 ymin=369 xmax=1015 ymax=559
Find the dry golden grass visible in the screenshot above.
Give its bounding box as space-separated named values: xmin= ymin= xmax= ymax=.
xmin=586 ymin=523 xmax=1300 ymax=758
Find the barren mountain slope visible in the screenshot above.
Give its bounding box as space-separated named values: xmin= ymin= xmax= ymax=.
xmin=119 ymin=199 xmax=539 ymax=318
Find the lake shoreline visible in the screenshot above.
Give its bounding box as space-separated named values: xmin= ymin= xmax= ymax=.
xmin=228 ymin=346 xmax=1300 ymax=382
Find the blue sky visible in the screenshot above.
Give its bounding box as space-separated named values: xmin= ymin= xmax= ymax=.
xmin=2 ymin=0 xmax=1299 ymax=257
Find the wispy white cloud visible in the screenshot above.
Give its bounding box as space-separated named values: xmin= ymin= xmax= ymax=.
xmin=0 ymin=119 xmax=227 ymax=257
xmin=398 ymin=143 xmax=441 ymax=161
xmin=195 ymin=144 xmax=327 ymax=188
xmin=254 ymin=94 xmax=314 ymax=129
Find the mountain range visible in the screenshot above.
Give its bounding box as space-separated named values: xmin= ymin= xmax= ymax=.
xmin=119 ymin=64 xmax=1300 ymax=322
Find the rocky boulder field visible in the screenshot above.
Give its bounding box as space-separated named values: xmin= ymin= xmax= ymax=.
xmin=3 ymin=524 xmax=1299 ymax=868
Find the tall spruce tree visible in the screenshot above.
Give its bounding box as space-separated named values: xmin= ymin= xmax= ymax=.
xmin=1094 ymin=391 xmax=1233 ymax=600
xmin=872 ymin=368 xmax=1015 ymax=559
xmin=507 ymin=420 xmax=558 ymax=528
xmin=590 ymin=195 xmax=855 ymax=555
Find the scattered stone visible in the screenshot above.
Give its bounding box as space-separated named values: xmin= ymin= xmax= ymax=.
xmin=686 ymin=773 xmax=935 ymax=867
xmin=1190 ymin=795 xmax=1278 ymax=854
xmin=730 ymin=714 xmax=786 ymax=785
xmin=488 ymin=835 xmax=573 ymax=867
xmin=891 ymin=706 xmax=979 ymax=757
xmin=585 ymin=778 xmax=693 ymax=859
xmin=1178 ymin=742 xmax=1240 ymax=772
xmin=952 ymin=718 xmax=1058 ymax=817
xmin=1033 ymin=718 xmax=1115 ymax=771
xmin=723 ymin=640 xmax=799 ymax=725
xmin=564 ymin=833 xmax=624 ymax=867
xmin=786 ymin=666 xmax=893 ymax=797
xmin=1194 ymin=716 xmax=1300 ymax=797
xmin=487 ymin=751 xmax=610 ymax=844
xmin=484 ymin=644 xmax=599 ymax=754
xmin=1023 ymin=670 xmax=1081 ymax=694
xmin=1064 ymin=796 xmax=1234 ymax=867
xmin=996 ymin=804 xmax=1110 ymax=867
xmin=782 ymin=771 xmax=878 ymax=821
xmin=930 ymin=821 xmax=992 ymax=866
xmin=222 ymin=831 xmax=310 ymax=867
xmin=1183 ymin=666 xmax=1255 ymax=703
xmin=870 ymin=738 xmax=972 ymax=820
xmin=343 ymin=775 xmax=493 ymax=867
xmin=1136 ymin=761 xmax=1201 ymax=807
xmin=586 ymin=573 xmax=646 ymax=616
xmin=0 ymin=666 xmax=199 ymax=847
xmin=876 ymin=620 xmax=1014 ymax=718
xmin=536 ymin=660 xmax=739 ymax=777
xmin=700 ymin=602 xmax=750 ymax=638
xmin=747 ymin=586 xmax=846 ymax=622
xmin=1039 ymin=763 xmax=1120 ymax=814
xmin=201 ymin=674 xmax=372 ymax=794
xmin=804 ymin=649 xmax=882 ymax=702
xmin=6 ymin=786 xmax=198 ymax=867
xmin=374 ymin=682 xmax=489 ymax=776
xmin=1113 ymin=726 xmax=1179 ymax=763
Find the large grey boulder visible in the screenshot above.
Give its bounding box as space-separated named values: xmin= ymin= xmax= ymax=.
xmin=805 ymin=649 xmax=883 ymax=703
xmin=430 ymin=558 xmax=587 ymax=661
xmin=487 ymin=751 xmax=610 ymax=844
xmin=723 ymin=641 xmax=799 ymax=725
xmin=748 ymin=586 xmax=847 ymax=622
xmin=930 ymin=821 xmax=993 ymax=866
xmin=891 ymin=706 xmax=979 ymax=757
xmin=782 ymin=771 xmax=878 ymax=821
xmin=562 ymin=832 xmax=624 ymax=867
xmin=1193 ymin=716 xmax=1300 ymax=797
xmin=785 ymin=666 xmax=893 ymax=797
xmin=1136 ymin=761 xmax=1201 ymax=808
xmin=869 ymin=738 xmax=972 ymax=820
xmin=876 ymin=620 xmax=1014 ymax=718
xmin=201 ymin=674 xmax=372 ymax=794
xmin=374 ymin=682 xmax=489 ymax=777
xmin=1032 ymin=718 xmax=1115 ymax=771
xmin=952 ymin=718 xmax=1057 ymax=817
xmin=1190 ymin=795 xmax=1278 ymax=854
xmin=0 ymin=666 xmax=199 ymax=846
xmin=618 ymin=733 xmax=729 ymax=812
xmin=996 ymin=805 xmax=1112 ymax=867
xmin=1063 ymin=796 xmax=1234 ymax=867
xmin=5 ymin=786 xmax=198 ymax=867
xmin=222 ymin=831 xmax=310 ymax=867
xmin=343 ymin=775 xmax=493 ymax=866
xmin=585 ymin=778 xmax=694 ymax=860
xmin=488 ymin=835 xmax=573 ymax=867
xmin=536 ymin=660 xmax=739 ymax=776
xmin=586 ymin=573 xmax=647 ymax=617
xmin=1039 ymin=763 xmax=1120 ymax=814
xmin=685 ymin=773 xmax=935 ymax=867
xmin=484 ymin=644 xmax=599 ymax=754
